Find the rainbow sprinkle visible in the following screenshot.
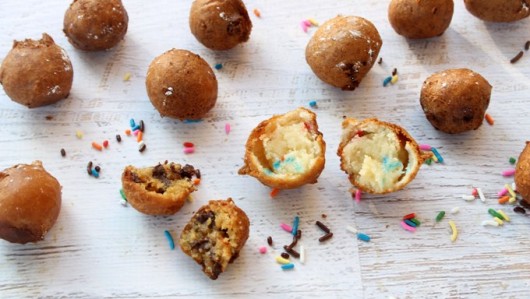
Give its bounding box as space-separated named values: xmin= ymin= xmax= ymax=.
xmin=383 ymin=76 xmax=392 ymax=87
xmin=485 ymin=113 xmax=495 ymax=126
xmin=357 ymin=233 xmax=371 ymax=242
xmin=502 ymin=169 xmax=516 ymax=177
xmin=275 ymin=256 xmax=290 ymax=264
xmin=300 ymin=245 xmax=305 ymax=264
xmin=354 ymin=189 xmax=362 ymax=203
xmin=215 ymin=63 xmax=223 ymax=70
xmin=419 ymin=144 xmax=432 ymax=151
xmin=292 ymin=216 xmax=300 ymax=236
xmin=270 ymin=188 xmax=280 ymax=198
xmin=76 ymin=130 xmax=83 ymax=139
xmin=259 ymin=246 xmax=267 ymax=254
xmin=225 ymin=123 xmax=231 ymax=135
xmin=448 ymin=220 xmax=458 ymax=242
xmin=309 ymin=100 xmax=317 ymax=108
xmin=164 ymin=230 xmax=175 ymax=250
xmin=253 ymin=8 xmax=261 ymax=18
xmin=184 ymin=147 xmax=195 ymax=154
xmin=400 ymin=221 xmax=416 ymax=232
xmin=497 ymin=210 xmax=510 ymax=222
xmin=431 ymin=147 xmax=444 ymax=163
xmin=280 ymin=223 xmax=292 ymax=233
xmin=505 ymin=184 xmax=517 ymax=198
xmin=281 ymin=263 xmax=295 ymax=270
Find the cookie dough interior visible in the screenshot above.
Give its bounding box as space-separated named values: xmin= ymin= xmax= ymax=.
xmin=341 ymin=122 xmax=418 ymax=193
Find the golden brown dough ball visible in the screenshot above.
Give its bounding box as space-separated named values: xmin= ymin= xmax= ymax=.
xmin=0 ymin=33 xmax=73 ymax=108
xmin=464 ymin=0 xmax=530 ymax=22
xmin=0 ymin=161 xmax=62 ymax=244
xmin=420 ymin=68 xmax=491 ymax=134
xmin=388 ymin=0 xmax=454 ymax=39
xmin=63 ymin=0 xmax=128 ymax=51
xmin=305 ymin=16 xmax=382 ymax=91
xmin=146 ymin=49 xmax=218 ymax=120
xmin=515 ymin=142 xmax=530 ymax=204
xmin=189 ymin=0 xmax=252 ymax=50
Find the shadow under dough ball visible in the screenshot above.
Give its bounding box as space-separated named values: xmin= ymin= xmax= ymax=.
xmin=189 ymin=0 xmax=252 ymax=50
xmin=388 ymin=0 xmax=454 ymax=39
xmin=0 ymin=161 xmax=62 ymax=244
xmin=145 ymin=49 xmax=218 ymax=120
xmin=464 ymin=0 xmax=530 ymax=22
xmin=63 ymin=0 xmax=128 ymax=51
xmin=420 ymin=68 xmax=491 ymax=134
xmin=305 ymin=15 xmax=382 ymax=91
xmin=0 ymin=33 xmax=73 ymax=108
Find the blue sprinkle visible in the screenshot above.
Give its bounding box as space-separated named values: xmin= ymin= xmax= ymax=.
xmin=284 ymin=156 xmax=295 ymax=163
xmin=91 ymin=169 xmax=99 ymax=178
xmin=164 ymin=230 xmax=175 ymax=250
xmin=309 ymin=100 xmax=317 ymax=108
xmin=281 ymin=263 xmax=295 ymax=270
xmin=431 ymin=147 xmax=444 ymax=163
xmin=404 ymin=219 xmax=417 ymax=227
xmin=357 ymin=233 xmax=371 ymax=242
xmin=132 ymin=125 xmax=140 ymax=131
xmin=383 ymin=76 xmax=392 ymax=87
xmin=292 ymin=216 xmax=299 ymax=236
xmin=129 ymin=118 xmax=136 ymax=128
xmin=382 ymin=156 xmax=402 ymax=172
xmin=273 ymin=160 xmax=281 ymax=170
xmin=183 ymin=119 xmax=203 ymax=123
xmin=263 ymin=168 xmax=273 ymax=175
xmin=215 ymin=63 xmax=223 ymax=70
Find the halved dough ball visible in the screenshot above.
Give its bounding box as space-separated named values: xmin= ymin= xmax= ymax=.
xmin=338 ymin=118 xmax=429 ymax=194
xmin=515 ymin=141 xmax=530 ymax=204
xmin=420 ymin=68 xmax=491 ymax=134
xmin=121 ymin=162 xmax=200 ymax=215
xmin=388 ymin=0 xmax=454 ymax=39
xmin=189 ymin=0 xmax=252 ymax=50
xmin=305 ymin=15 xmax=382 ymax=90
xmin=146 ymin=49 xmax=217 ymax=120
xmin=0 ymin=33 xmax=73 ymax=108
xmin=180 ymin=198 xmax=249 ymax=280
xmin=238 ymin=108 xmax=326 ymax=189
xmin=464 ymin=0 xmax=530 ymax=22
xmin=63 ymin=0 xmax=129 ymax=51
xmin=0 ymin=161 xmax=62 ymax=244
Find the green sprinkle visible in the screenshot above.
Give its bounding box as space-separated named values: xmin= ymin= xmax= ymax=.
xmin=120 ymin=189 xmax=127 ymax=201
xmin=410 ymin=218 xmax=421 ymax=227
xmin=435 ymin=211 xmax=445 ymax=222
xmin=488 ymin=208 xmax=505 ymax=220
xmin=509 ymin=157 xmax=516 ymax=165
xmin=425 ymin=158 xmax=432 ymax=165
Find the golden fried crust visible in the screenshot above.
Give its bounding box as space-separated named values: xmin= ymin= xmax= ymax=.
xmin=0 ymin=161 xmax=62 ymax=244
xmin=121 ymin=163 xmax=199 ymax=216
xmin=337 ymin=118 xmax=430 ymax=194
xmin=180 ymin=198 xmax=250 ymax=280
xmin=0 ymin=33 xmax=73 ymax=108
xmin=464 ymin=0 xmax=530 ymax=22
xmin=420 ymin=68 xmax=491 ymax=134
xmin=189 ymin=0 xmax=252 ymax=50
xmin=305 ymin=15 xmax=382 ymax=90
xmin=238 ymin=107 xmax=326 ymax=189
xmin=146 ymin=49 xmax=218 ymax=120
xmin=515 ymin=141 xmax=530 ymax=203
xmin=388 ymin=0 xmax=454 ymax=39
xmin=63 ymin=0 xmax=128 ymax=51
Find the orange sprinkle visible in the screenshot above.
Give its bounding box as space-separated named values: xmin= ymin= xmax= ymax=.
xmin=125 ymin=129 xmax=131 ymax=136
xmin=92 ymin=142 xmax=103 ymax=151
xmin=498 ymin=196 xmax=510 ymax=204
xmin=253 ymin=8 xmax=261 ymax=18
xmin=270 ymin=188 xmax=280 ymax=198
xmin=137 ymin=131 xmax=143 ymax=142
xmin=485 ymin=113 xmax=494 ymax=126
xmin=193 ymin=178 xmax=201 ymax=185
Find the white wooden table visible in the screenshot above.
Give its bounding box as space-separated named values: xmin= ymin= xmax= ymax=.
xmin=1 ymin=1 xmax=529 ymax=298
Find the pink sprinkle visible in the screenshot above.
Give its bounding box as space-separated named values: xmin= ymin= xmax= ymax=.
xmin=133 ymin=129 xmax=140 ymax=136
xmin=400 ymin=221 xmax=416 ymax=232
xmin=498 ymin=188 xmax=508 ymax=198
xmin=300 ymin=22 xmax=308 ymax=33
xmin=355 ymin=189 xmax=362 ymax=203
xmin=259 ymin=246 xmax=267 ymax=254
xmin=302 ymin=20 xmax=311 ymax=27
xmin=419 ymin=144 xmax=432 ymax=151
xmin=183 ymin=147 xmax=195 ymax=154
xmin=502 ymin=169 xmax=516 ymax=177
xmin=280 ymin=223 xmax=292 ymax=233
xmin=472 ymin=188 xmax=478 ymax=196
xmin=225 ymin=123 xmax=231 ymax=135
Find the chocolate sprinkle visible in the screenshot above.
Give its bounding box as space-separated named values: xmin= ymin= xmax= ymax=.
xmin=296 ymin=229 xmax=302 ymax=240
xmin=318 ymin=232 xmax=333 ymax=242
xmin=287 ymin=237 xmax=298 ymax=249
xmin=525 ymin=41 xmax=530 ymax=51
xmin=116 ymin=134 xmax=122 ymax=142
xmin=60 ymin=148 xmax=66 ymax=157
xmin=139 ymin=120 xmax=145 ymax=132
xmin=95 ymin=166 xmax=101 ymax=172
xmin=87 ymin=161 xmax=93 ymax=175
xmin=139 ymin=143 xmax=147 ymax=152
xmin=514 ymin=206 xmax=526 ymax=214
xmin=392 ymin=68 xmax=398 ymax=76
xmin=510 ymin=51 xmax=524 ymax=64
xmin=196 ymin=169 xmax=201 ymax=179
xmin=283 ymin=245 xmax=300 ymax=258
xmin=267 ymin=236 xmax=273 ymax=246
xmin=281 ymin=252 xmax=290 ymax=259
xmin=378 ymin=57 xmax=383 ymax=64
xmin=316 ymin=221 xmax=330 ymax=233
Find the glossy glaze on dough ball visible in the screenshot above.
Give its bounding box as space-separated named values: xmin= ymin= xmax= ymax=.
xmin=0 ymin=33 xmax=73 ymax=108
xmin=0 ymin=161 xmax=62 ymax=244
xmin=420 ymin=68 xmax=491 ymax=134
xmin=305 ymin=16 xmax=382 ymax=91
xmin=146 ymin=49 xmax=217 ymax=120
xmin=464 ymin=0 xmax=530 ymax=22
xmin=388 ymin=0 xmax=454 ymax=39
xmin=189 ymin=0 xmax=252 ymax=50
xmin=64 ymin=0 xmax=128 ymax=51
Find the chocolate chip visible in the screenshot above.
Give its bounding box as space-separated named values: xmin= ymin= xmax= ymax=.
xmin=211 ymin=262 xmax=223 ymax=280
xmin=197 ymin=211 xmax=215 ymax=224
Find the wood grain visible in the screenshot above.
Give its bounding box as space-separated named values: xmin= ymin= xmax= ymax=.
xmin=0 ymin=0 xmax=529 ymax=298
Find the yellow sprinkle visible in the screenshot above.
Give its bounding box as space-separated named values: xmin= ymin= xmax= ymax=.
xmin=123 ymin=72 xmax=131 ymax=81
xmin=76 ymin=130 xmax=83 ymax=139
xmin=391 ymin=75 xmax=399 ymax=84
xmin=493 ymin=217 xmax=504 ymax=226
xmin=431 ymin=154 xmax=438 ymax=163
xmin=187 ymin=194 xmax=194 ymax=202
xmin=448 ymin=220 xmax=458 ymax=242
xmin=508 ymin=197 xmax=517 ymax=204
xmin=308 ymin=18 xmax=319 ymax=26
xmin=505 ymin=184 xmax=516 ymax=198
xmin=497 ymin=210 xmax=510 ymax=222
xmin=275 ymin=256 xmax=290 ymax=264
